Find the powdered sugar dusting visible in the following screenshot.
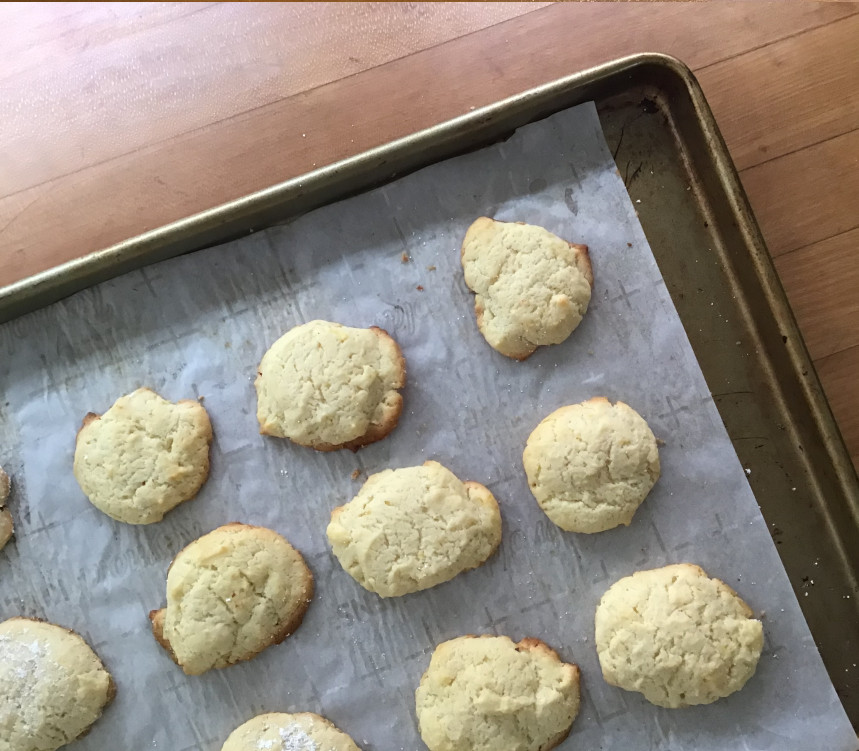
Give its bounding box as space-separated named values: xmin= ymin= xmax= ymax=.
xmin=279 ymin=723 xmax=319 ymax=751
xmin=255 ymin=722 xmax=318 ymax=751
xmin=0 ymin=633 xmax=48 ymax=681
xmin=0 ymin=631 xmax=54 ymax=731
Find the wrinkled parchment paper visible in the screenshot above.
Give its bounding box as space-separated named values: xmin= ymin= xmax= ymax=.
xmin=1 ymin=102 xmax=854 ymax=751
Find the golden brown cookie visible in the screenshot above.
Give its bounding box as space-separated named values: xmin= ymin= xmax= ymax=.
xmin=221 ymin=712 xmax=361 ymax=751
xmin=73 ymin=387 xmax=212 ymax=524
xmin=415 ymin=634 xmax=580 ymax=751
xmin=0 ymin=465 xmax=12 ymax=550
xmin=255 ymin=320 xmax=406 ymax=451
xmin=461 ymin=218 xmax=593 ymax=360
xmin=327 ymin=461 xmax=501 ymax=597
xmin=523 ymin=397 xmax=659 ymax=533
xmin=149 ymin=523 xmax=313 ymax=675
xmin=0 ymin=617 xmax=115 ymax=751
xmin=595 ymin=564 xmax=763 ymax=707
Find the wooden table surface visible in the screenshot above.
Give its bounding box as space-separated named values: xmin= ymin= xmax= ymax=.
xmin=3 ymin=2 xmax=858 ymax=466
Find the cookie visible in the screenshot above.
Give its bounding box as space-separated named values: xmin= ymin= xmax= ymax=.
xmin=149 ymin=522 xmax=313 ymax=675
xmin=0 ymin=617 xmax=115 ymax=751
xmin=73 ymin=387 xmax=212 ymax=525
xmin=255 ymin=320 xmax=405 ymax=451
xmin=0 ymin=465 xmax=12 ymax=550
xmin=415 ymin=634 xmax=580 ymax=751
xmin=595 ymin=563 xmax=763 ymax=708
xmin=461 ymin=218 xmax=593 ymax=360
xmin=523 ymin=397 xmax=660 ymax=533
xmin=221 ymin=712 xmax=361 ymax=751
xmin=327 ymin=461 xmax=501 ymax=597
xmin=0 ymin=509 xmax=11 ymax=552
xmin=0 ymin=466 xmax=9 ymax=503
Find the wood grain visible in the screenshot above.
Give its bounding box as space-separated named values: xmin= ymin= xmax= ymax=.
xmin=775 ymin=227 xmax=859 ymax=361
xmin=1 ymin=2 xmax=546 ymax=195
xmin=696 ymin=14 xmax=859 ymax=170
xmin=1 ymin=1 xmax=858 ymax=467
xmin=740 ymin=128 xmax=859 ymax=257
xmin=2 ymin=2 xmax=856 ymax=285
xmin=816 ymin=345 xmax=859 ymax=462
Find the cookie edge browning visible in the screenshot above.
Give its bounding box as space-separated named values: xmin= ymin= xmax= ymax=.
xmin=174 ymin=396 xmax=214 ymax=505
xmin=2 ymin=616 xmax=117 ymax=741
xmin=574 ymin=242 xmax=593 ymax=288
xmin=0 ymin=508 xmax=13 ymax=550
xmin=461 ymin=217 xmax=593 ymax=362
xmin=0 ymin=466 xmax=12 ymax=550
xmin=461 ymin=479 xmax=503 ymax=571
xmin=308 ymin=325 xmax=405 ymax=451
xmin=148 ymin=608 xmax=178 ymax=665
xmin=514 ymin=636 xmax=581 ymax=751
xmin=595 ymin=563 xmax=761 ymax=706
xmin=77 ymin=411 xmax=101 ymax=436
xmin=74 ymin=388 xmax=214 ymax=524
xmin=149 ymin=522 xmax=315 ymax=675
xmin=461 ymin=217 xmax=535 ymax=361
xmin=416 ymin=634 xmax=581 ymax=751
xmin=258 ymin=325 xmax=406 ymax=452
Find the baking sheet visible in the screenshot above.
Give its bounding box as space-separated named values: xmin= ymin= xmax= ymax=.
xmin=0 ymin=101 xmax=854 ymax=751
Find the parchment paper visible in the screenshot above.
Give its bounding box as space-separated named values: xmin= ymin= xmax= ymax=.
xmin=1 ymin=102 xmax=854 ymax=751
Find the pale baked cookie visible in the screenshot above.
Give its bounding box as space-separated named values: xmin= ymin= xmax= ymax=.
xmin=149 ymin=522 xmax=313 ymax=675
xmin=0 ymin=465 xmax=12 ymax=551
xmin=0 ymin=617 xmax=115 ymax=751
xmin=327 ymin=461 xmax=501 ymax=597
xmin=73 ymin=387 xmax=212 ymax=525
xmin=461 ymin=218 xmax=593 ymax=360
xmin=523 ymin=397 xmax=659 ymax=533
xmin=595 ymin=564 xmax=763 ymax=708
xmin=0 ymin=510 xmax=11 ymax=551
xmin=415 ymin=634 xmax=580 ymax=751
xmin=221 ymin=712 xmax=361 ymax=751
xmin=255 ymin=320 xmax=406 ymax=451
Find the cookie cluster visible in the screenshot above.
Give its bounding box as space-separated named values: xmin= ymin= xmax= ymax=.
xmin=1 ymin=218 xmax=763 ymax=751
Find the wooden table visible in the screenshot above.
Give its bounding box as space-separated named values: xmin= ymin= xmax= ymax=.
xmin=3 ymin=2 xmax=858 ymax=466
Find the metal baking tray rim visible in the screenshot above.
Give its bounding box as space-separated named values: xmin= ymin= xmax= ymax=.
xmin=0 ymin=53 xmax=684 ymax=320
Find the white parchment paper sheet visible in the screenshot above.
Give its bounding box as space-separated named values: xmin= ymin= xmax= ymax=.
xmin=1 ymin=102 xmax=854 ymax=751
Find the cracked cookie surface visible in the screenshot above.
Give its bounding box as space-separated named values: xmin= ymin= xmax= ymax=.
xmin=595 ymin=563 xmax=763 ymax=708
xmin=221 ymin=712 xmax=361 ymax=751
xmin=461 ymin=218 xmax=592 ymax=360
xmin=149 ymin=523 xmax=313 ymax=675
xmin=415 ymin=634 xmax=580 ymax=751
xmin=73 ymin=387 xmax=212 ymax=524
xmin=255 ymin=320 xmax=405 ymax=451
xmin=523 ymin=397 xmax=659 ymax=533
xmin=0 ymin=617 xmax=115 ymax=751
xmin=327 ymin=461 xmax=501 ymax=597
xmin=0 ymin=466 xmax=12 ymax=550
